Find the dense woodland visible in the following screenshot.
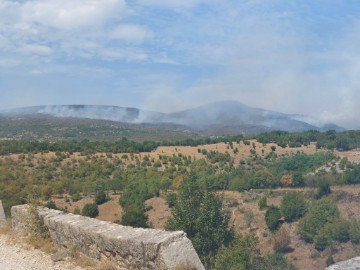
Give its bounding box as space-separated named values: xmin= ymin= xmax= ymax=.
xmin=2 ymin=130 xmax=360 ymax=269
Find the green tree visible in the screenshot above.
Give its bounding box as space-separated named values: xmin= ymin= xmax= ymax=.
xmin=298 ymin=198 xmax=339 ymax=243
xmin=258 ymin=196 xmax=267 ymax=210
xmin=95 ymin=190 xmax=108 ymax=205
xmin=166 ymin=174 xmax=233 ymax=267
xmin=213 ymin=234 xmax=259 ymax=270
xmin=82 ymin=203 xmax=99 ymax=218
xmin=349 ymin=218 xmax=360 ymax=244
xmin=280 ymin=191 xmax=307 ymax=222
xmin=265 ymin=206 xmax=282 ymax=231
xmin=316 ymin=180 xmax=331 ymax=199
xmin=121 ymin=205 xmax=149 ymax=228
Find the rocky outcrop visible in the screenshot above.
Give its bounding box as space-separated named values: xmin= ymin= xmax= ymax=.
xmin=0 ymin=200 xmax=5 ymax=225
xmin=325 ymin=257 xmax=360 ymax=270
xmin=11 ymin=205 xmax=204 ymax=270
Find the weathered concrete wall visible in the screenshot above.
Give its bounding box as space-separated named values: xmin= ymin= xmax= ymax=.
xmin=0 ymin=200 xmax=5 ymax=225
xmin=11 ymin=205 xmax=204 ymax=270
xmin=325 ymin=257 xmax=360 ymax=270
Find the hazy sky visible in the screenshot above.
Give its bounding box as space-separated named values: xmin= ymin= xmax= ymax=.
xmin=1 ymin=0 xmax=360 ymax=128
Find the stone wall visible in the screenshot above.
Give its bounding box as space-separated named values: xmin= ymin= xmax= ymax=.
xmin=325 ymin=257 xmax=360 ymax=270
xmin=11 ymin=205 xmax=204 ymax=270
xmin=0 ymin=200 xmax=5 ymax=225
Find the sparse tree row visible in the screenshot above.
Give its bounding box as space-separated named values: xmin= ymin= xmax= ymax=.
xmin=2 ymin=129 xmax=360 ymax=155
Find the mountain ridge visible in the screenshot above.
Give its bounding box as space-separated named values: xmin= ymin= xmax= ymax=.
xmin=0 ymin=101 xmax=346 ymax=138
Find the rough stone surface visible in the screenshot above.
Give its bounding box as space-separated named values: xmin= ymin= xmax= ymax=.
xmin=325 ymin=257 xmax=360 ymax=270
xmin=11 ymin=205 xmax=205 ymax=270
xmin=0 ymin=200 xmax=5 ymax=225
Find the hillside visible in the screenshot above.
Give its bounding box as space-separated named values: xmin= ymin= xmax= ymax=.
xmin=0 ymin=101 xmax=345 ymax=140
xmin=0 ymin=115 xmax=198 ymax=142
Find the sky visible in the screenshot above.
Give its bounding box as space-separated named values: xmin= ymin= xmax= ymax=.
xmin=1 ymin=0 xmax=360 ymax=129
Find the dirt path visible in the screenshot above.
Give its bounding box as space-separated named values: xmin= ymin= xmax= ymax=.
xmin=0 ymin=234 xmax=84 ymax=270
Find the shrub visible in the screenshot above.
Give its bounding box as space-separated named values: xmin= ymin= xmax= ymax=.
xmin=326 ymin=255 xmax=335 ymax=267
xmin=265 ymin=206 xmax=282 ymax=231
xmin=258 ymin=196 xmax=267 ymax=210
xmin=314 ymin=227 xmax=332 ymax=250
xmin=298 ymin=198 xmax=339 ymax=243
xmin=95 ymin=190 xmax=108 ymax=205
xmin=316 ymin=180 xmax=331 ymax=199
xmin=349 ymin=218 xmax=360 ymax=243
xmin=121 ymin=205 xmax=149 ymax=228
xmin=273 ymin=226 xmax=291 ymax=253
xmin=82 ymin=203 xmax=99 ymax=218
xmin=313 ymin=217 xmax=350 ymax=251
xmin=255 ymin=252 xmax=297 ymax=270
xmin=213 ymin=234 xmax=259 ymax=270
xmin=280 ymin=191 xmax=307 ymax=222
xmin=330 ymin=218 xmax=350 ymax=243
xmin=165 ymin=193 xmax=177 ymax=208
xmin=71 ymin=192 xmax=80 ymax=202
xmin=45 ymin=200 xmax=57 ymax=210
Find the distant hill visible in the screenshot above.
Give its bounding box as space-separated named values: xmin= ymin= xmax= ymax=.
xmin=0 ymin=101 xmax=345 ymax=140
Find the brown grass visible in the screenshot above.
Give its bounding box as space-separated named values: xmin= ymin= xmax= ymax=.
xmin=25 ymin=236 xmax=57 ymax=254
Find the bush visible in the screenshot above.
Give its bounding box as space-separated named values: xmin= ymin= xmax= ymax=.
xmin=280 ymin=191 xmax=307 ymax=222
xmin=349 ymin=218 xmax=360 ymax=243
xmin=45 ymin=200 xmax=57 ymax=210
xmin=316 ymin=180 xmax=331 ymax=199
xmin=265 ymin=206 xmax=282 ymax=231
xmin=330 ymin=218 xmax=350 ymax=242
xmin=165 ymin=193 xmax=177 ymax=208
xmin=95 ymin=190 xmax=108 ymax=205
xmin=298 ymin=198 xmax=339 ymax=243
xmin=82 ymin=203 xmax=99 ymax=218
xmin=314 ymin=227 xmax=332 ymax=250
xmin=258 ymin=196 xmax=267 ymax=210
xmin=255 ymin=252 xmax=297 ymax=270
xmin=213 ymin=234 xmax=259 ymax=270
xmin=313 ymin=218 xmax=349 ymax=250
xmin=121 ymin=205 xmax=149 ymax=228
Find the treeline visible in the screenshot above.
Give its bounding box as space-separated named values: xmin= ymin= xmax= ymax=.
xmin=0 ymin=135 xmax=244 ymax=155
xmin=3 ymin=130 xmax=360 ymax=156
xmin=0 ymin=138 xmax=159 ymax=155
xmin=255 ymin=130 xmax=360 ymax=151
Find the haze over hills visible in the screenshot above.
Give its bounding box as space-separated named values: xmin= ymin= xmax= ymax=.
xmin=0 ymin=101 xmax=345 ymax=140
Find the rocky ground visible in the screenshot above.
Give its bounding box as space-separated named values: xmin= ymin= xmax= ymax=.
xmin=0 ymin=234 xmax=87 ymax=270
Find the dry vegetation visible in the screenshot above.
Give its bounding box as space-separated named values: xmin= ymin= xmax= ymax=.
xmin=2 ymin=139 xmax=360 ymax=269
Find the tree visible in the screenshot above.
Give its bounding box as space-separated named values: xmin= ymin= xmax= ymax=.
xmin=280 ymin=191 xmax=307 ymax=222
xmin=316 ymin=180 xmax=331 ymax=199
xmin=166 ymin=174 xmax=234 ymax=267
xmin=349 ymin=218 xmax=360 ymax=244
xmin=265 ymin=206 xmax=282 ymax=231
xmin=95 ymin=190 xmax=108 ymax=205
xmin=213 ymin=234 xmax=259 ymax=270
xmin=258 ymin=196 xmax=267 ymax=210
xmin=121 ymin=205 xmax=149 ymax=228
xmin=82 ymin=203 xmax=99 ymax=218
xmin=298 ymin=198 xmax=339 ymax=243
